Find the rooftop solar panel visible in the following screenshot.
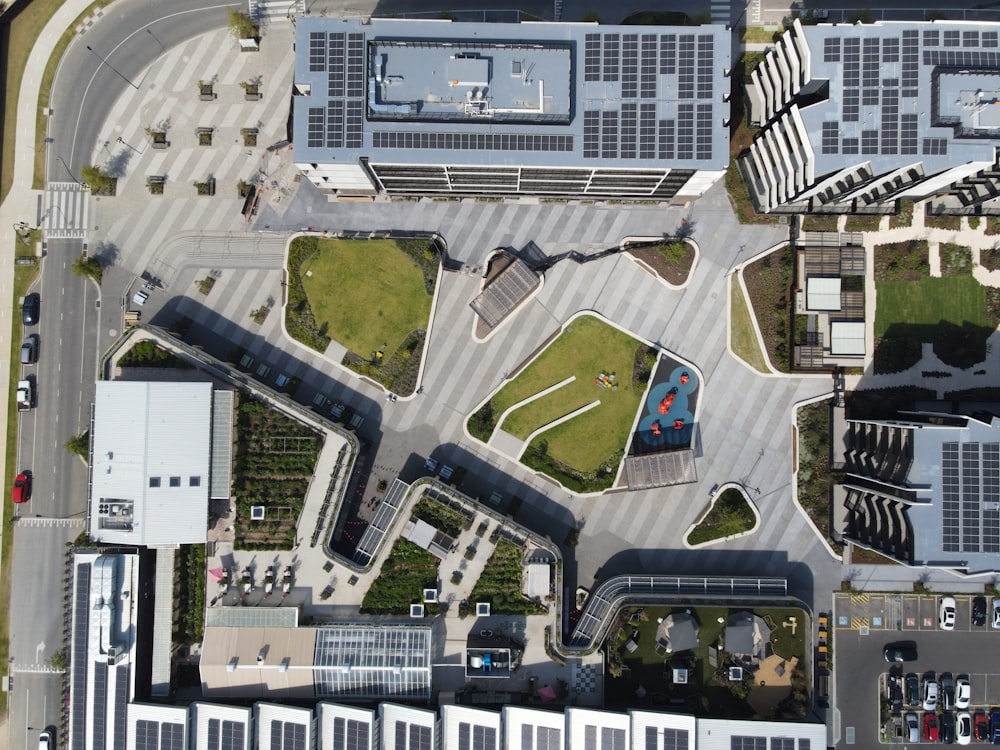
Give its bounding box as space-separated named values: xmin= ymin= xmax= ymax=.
xmin=346 ymin=33 xmax=365 ymax=98
xmin=114 ymin=667 xmax=130 ymax=750
xmin=70 ymin=563 xmax=92 ymax=750
xmin=772 ymin=740 xmax=795 ymax=750
xmin=601 ymin=111 xmax=619 ymax=159
xmin=901 ymin=30 xmax=919 ymax=97
xmin=663 ymin=729 xmax=688 ymax=750
xmin=92 ymin=663 xmax=108 ymax=750
xmin=731 ymin=738 xmax=766 ymax=750
xmin=821 ymin=122 xmax=839 ymax=155
xmin=824 ymin=37 xmax=841 ymax=63
xmin=602 ymin=34 xmax=620 ymax=82
xmin=585 ymin=727 xmax=597 ymax=750
xmin=161 ymin=723 xmax=185 ymax=750
xmin=410 ymin=724 xmax=432 ymax=750
xmin=659 ymin=35 xmax=676 ymax=74
xmin=603 ymin=728 xmax=626 ymax=750
xmin=622 ymin=34 xmax=638 ymax=99
xmin=584 ymin=34 xmax=601 ymax=82
xmin=136 ymin=720 xmax=160 ymax=750
xmin=537 ymin=727 xmax=560 ymax=750
xmin=621 ymin=103 xmax=637 ymax=159
xmin=640 ymin=35 xmax=657 ymax=98
xmin=328 ymin=33 xmax=345 ymax=96
xmin=309 ymin=32 xmax=326 ymax=72
xmin=658 ymin=119 xmax=675 ymax=160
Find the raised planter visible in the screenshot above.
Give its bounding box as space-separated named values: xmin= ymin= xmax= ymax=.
xmin=146 ymin=176 xmax=166 ymax=195
xmin=193 ymin=177 xmax=216 ymax=196
xmin=196 ymin=127 xmax=213 ymax=146
xmin=149 ymin=132 xmax=169 ymax=150
xmin=198 ymin=82 xmax=216 ymax=101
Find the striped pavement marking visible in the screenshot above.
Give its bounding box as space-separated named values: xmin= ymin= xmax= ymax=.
xmin=851 ymin=616 xmax=869 ymax=630
xmin=15 ymin=516 xmax=85 ymax=528
xmin=851 ymin=592 xmax=870 ymax=603
xmin=711 ymin=0 xmax=731 ymax=23
xmin=44 ymin=181 xmax=90 ymax=240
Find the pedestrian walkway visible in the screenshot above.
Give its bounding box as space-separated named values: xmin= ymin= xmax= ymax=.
xmin=711 ymin=0 xmax=731 ymax=24
xmin=43 ymin=182 xmax=90 ymax=239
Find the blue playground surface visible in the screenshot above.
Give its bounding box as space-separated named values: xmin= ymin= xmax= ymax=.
xmin=632 ymin=363 xmax=699 ymax=453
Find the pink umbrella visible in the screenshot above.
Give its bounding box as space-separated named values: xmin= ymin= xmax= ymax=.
xmin=538 ymin=684 xmax=557 ymax=703
xmin=208 ymin=567 xmax=225 ymax=582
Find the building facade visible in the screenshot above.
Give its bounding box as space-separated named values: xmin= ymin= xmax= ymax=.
xmin=743 ymin=19 xmax=1000 ymax=214
xmin=292 ymin=18 xmax=730 ymax=200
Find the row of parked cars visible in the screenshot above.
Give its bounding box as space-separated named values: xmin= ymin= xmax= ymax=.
xmin=940 ymin=596 xmax=1000 ymax=630
xmin=888 ymin=672 xmax=1000 ymax=743
xmin=902 ymin=711 xmax=988 ymax=744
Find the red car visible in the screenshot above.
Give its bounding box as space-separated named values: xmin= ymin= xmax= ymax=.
xmin=11 ymin=472 xmax=31 ymax=503
xmin=975 ymin=712 xmax=989 ymax=741
xmin=924 ymin=713 xmax=939 ymax=742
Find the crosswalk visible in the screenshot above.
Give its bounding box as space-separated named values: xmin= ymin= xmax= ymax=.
xmin=15 ymin=516 xmax=85 ymax=528
xmin=711 ymin=0 xmax=731 ymax=24
xmin=44 ymin=181 xmax=90 ymax=240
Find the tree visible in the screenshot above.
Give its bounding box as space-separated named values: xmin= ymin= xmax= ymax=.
xmin=80 ymin=165 xmax=116 ymax=196
xmin=65 ymin=430 xmax=90 ymax=461
xmin=72 ymin=254 xmax=103 ymax=284
xmin=228 ymin=10 xmax=258 ymax=40
xmin=49 ymin=647 xmax=66 ymax=672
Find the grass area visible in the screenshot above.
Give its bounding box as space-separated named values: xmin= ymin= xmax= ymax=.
xmin=925 ymin=212 xmax=961 ymax=231
xmin=741 ymin=26 xmax=783 ymax=43
xmin=940 ymin=243 xmax=973 ymax=277
xmin=844 ymin=387 xmax=936 ymax=420
xmin=232 ymin=397 xmax=322 ymax=550
xmin=468 ymin=315 xmax=647 ymax=488
xmin=360 ymin=538 xmax=440 ymax=614
xmin=411 ymin=495 xmax=473 ymax=538
xmin=875 ymin=277 xmax=990 ymax=371
xmin=742 ymin=246 xmax=794 ymax=371
xmin=0 ymin=232 xmax=41 ymax=711
xmin=686 ymin=488 xmax=757 ymax=545
xmin=174 ymin=545 xmax=206 ymax=644
xmin=117 ymin=341 xmax=192 ymax=369
xmin=604 ymin=605 xmax=807 ymax=717
xmin=988 ymin=217 xmax=1000 ymax=236
xmin=844 ymin=214 xmax=883 ymax=232
xmin=469 ymin=539 xmax=545 ymax=614
xmin=299 ymin=238 xmax=433 ymax=360
xmin=796 ymin=399 xmax=837 ymax=547
xmin=801 ymin=214 xmax=840 ymax=232
xmin=729 ymin=278 xmax=770 ymax=373
xmin=889 ymin=200 xmax=914 ymax=229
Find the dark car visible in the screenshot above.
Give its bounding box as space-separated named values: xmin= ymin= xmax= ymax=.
xmin=883 ymin=641 xmax=918 ymax=662
xmin=941 ymin=673 xmax=956 ymax=711
xmin=973 ymin=596 xmax=988 ymax=627
xmin=21 ymin=293 xmax=39 ymax=326
xmin=12 ymin=471 xmax=31 ymax=504
xmin=941 ymin=711 xmax=956 ymax=744
xmin=905 ymin=673 xmax=919 ymax=706
xmin=887 ymin=675 xmax=903 ymax=712
xmin=991 ymin=709 xmax=1000 ymax=744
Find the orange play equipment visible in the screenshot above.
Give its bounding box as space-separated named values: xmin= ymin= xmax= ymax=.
xmin=651 ymin=420 xmax=661 ymax=436
xmin=658 ymin=387 xmax=679 ymax=414
xmin=673 ymin=419 xmax=685 ymax=430
xmin=680 ymin=372 xmax=690 ymax=385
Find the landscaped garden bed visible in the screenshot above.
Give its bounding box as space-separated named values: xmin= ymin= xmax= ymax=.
xmin=286 ymin=236 xmax=438 ymax=395
xmin=173 ymin=544 xmax=206 ymax=644
xmin=939 ymin=243 xmax=973 ymax=276
xmin=983 ymin=246 xmax=1000 ymax=271
xmin=626 ymin=240 xmax=696 ymax=286
xmin=729 ymin=279 xmax=769 ymax=373
xmin=796 ymin=399 xmax=838 ymax=547
xmin=800 ymin=214 xmax=840 ymax=232
xmin=889 ymin=200 xmax=914 ymax=229
xmin=118 ymin=340 xmax=192 ymax=369
xmin=232 ymin=397 xmax=322 ymax=549
xmin=360 ymin=538 xmax=440 ymax=614
xmin=685 ymin=486 xmax=757 ymax=546
xmin=411 ymin=494 xmax=473 ymax=538
xmin=469 ymin=538 xmax=545 ymax=614
xmin=925 ymin=212 xmax=961 ymax=230
xmin=742 ymin=245 xmax=794 ymax=371
xmin=843 ymin=214 xmax=882 ymax=232
xmin=468 ymin=315 xmax=652 ymax=492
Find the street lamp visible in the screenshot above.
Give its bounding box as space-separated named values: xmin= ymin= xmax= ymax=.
xmin=117 ymin=136 xmax=141 ymax=154
xmin=55 ymin=156 xmax=82 ymax=186
xmin=86 ymin=45 xmax=139 ymax=90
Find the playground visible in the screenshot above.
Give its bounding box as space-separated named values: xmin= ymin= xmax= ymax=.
xmin=630 ymin=353 xmax=700 ymax=456
xmin=468 ymin=315 xmax=655 ymax=489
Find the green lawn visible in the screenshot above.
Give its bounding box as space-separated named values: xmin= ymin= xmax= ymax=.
xmin=729 ymin=278 xmax=769 ymax=373
xmin=875 ymin=277 xmax=987 ymax=337
xmin=481 ymin=315 xmax=645 ymax=475
xmin=686 ymin=488 xmax=757 ymax=545
xmin=299 ymin=239 xmax=432 ymax=359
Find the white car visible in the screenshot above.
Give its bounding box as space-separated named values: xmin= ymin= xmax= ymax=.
xmin=904 ymin=712 xmax=919 ymax=743
xmin=923 ymin=679 xmax=939 ymax=711
xmin=940 ymin=596 xmax=957 ymax=630
xmin=957 ymin=712 xmax=973 ymax=746
xmin=993 ymin=598 xmax=1000 ymax=629
xmin=956 ymin=677 xmax=972 ymax=710
xmin=38 ymin=731 xmax=52 ymax=750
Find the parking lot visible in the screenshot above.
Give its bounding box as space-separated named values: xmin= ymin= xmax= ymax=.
xmin=833 ymin=593 xmax=1000 ymax=746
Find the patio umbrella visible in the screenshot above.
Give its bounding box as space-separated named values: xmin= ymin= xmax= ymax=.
xmin=538 ymin=684 xmax=557 ymax=703
xmin=208 ymin=566 xmax=225 ymax=582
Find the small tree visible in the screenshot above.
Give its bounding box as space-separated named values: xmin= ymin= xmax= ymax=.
xmin=80 ymin=165 xmax=116 ymax=195
xmin=228 ymin=10 xmax=258 ymax=40
xmin=49 ymin=647 xmax=67 ymax=672
xmin=72 ymin=254 xmax=103 ymax=284
xmin=65 ymin=430 xmax=90 ymax=461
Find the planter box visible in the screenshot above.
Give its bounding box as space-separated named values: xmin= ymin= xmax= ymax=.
xmin=244 ymin=92 xmax=262 ymax=101
xmin=194 ymin=178 xmax=216 ymax=196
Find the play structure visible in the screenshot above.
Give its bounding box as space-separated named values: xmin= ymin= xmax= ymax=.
xmin=594 ymin=371 xmax=618 ymax=391
xmin=636 ymin=366 xmax=699 ymax=450
xmin=658 ymin=387 xmax=678 ymax=414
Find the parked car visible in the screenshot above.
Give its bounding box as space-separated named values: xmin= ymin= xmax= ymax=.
xmin=956 ymin=677 xmax=971 ymax=710
xmin=12 ymin=471 xmax=31 ymax=503
xmin=923 ymin=678 xmax=939 ymax=711
xmin=941 ymin=673 xmax=956 ymax=710
xmin=958 ymin=712 xmax=972 ymax=746
xmin=994 ymin=598 xmax=1000 ymax=629
xmin=38 ymin=730 xmax=51 ymax=750
xmin=973 ymin=596 xmax=987 ymax=626
xmin=991 ymin=709 xmax=1000 ymax=744
xmin=21 ymin=293 xmax=39 ymax=325
xmin=974 ymin=712 xmax=988 ymax=742
xmin=925 ymin=713 xmax=940 ymax=742
xmin=887 ymin=675 xmax=903 ymax=712
xmin=905 ymin=712 xmax=919 ymax=743
xmin=20 ymin=334 xmax=38 ymax=365
xmin=905 ymin=673 xmax=919 ymax=706
xmin=883 ymin=641 xmax=918 ymax=662
xmin=941 ymin=711 xmax=956 ymax=745
xmin=940 ymin=595 xmax=957 ymax=630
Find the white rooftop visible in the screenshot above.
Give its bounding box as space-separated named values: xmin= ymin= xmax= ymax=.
xmin=191 ymin=703 xmax=253 ymax=750
xmin=256 ymin=703 xmax=314 ymax=750
xmin=127 ymin=703 xmax=188 ymax=750
xmin=441 ymin=706 xmax=501 ymax=750
xmin=806 ymin=277 xmax=841 ymax=311
xmin=830 ymin=321 xmax=866 ymax=356
xmin=89 ymin=381 xmax=213 ymax=546
xmin=503 ymin=707 xmax=565 ymax=750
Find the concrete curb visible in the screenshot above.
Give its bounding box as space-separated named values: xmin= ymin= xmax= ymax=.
xmin=682 ymin=482 xmax=761 ymax=549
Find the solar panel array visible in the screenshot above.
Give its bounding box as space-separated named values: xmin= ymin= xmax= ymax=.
xmin=584 ymin=726 xmax=626 ymax=750
xmin=207 ymin=719 xmax=247 ymax=750
xmin=334 ymin=717 xmax=370 ymax=750
xmin=580 ymin=31 xmax=715 ymax=163
xmin=941 ymin=441 xmax=1000 ymax=553
xmin=731 ymin=738 xmax=767 ymax=750
xmin=93 ymin=662 xmax=108 ymax=750
xmin=372 ymin=132 xmax=573 ymax=152
xmin=70 ymin=564 xmax=92 ymax=750
xmin=306 ymin=31 xmax=366 ymax=151
xmin=645 ymin=727 xmax=691 ymax=750
xmin=271 ymin=721 xmax=307 ymax=750
xmin=135 ymin=720 xmax=185 ymax=750
xmin=396 ymin=722 xmax=432 ymax=750
xmin=519 ymin=725 xmax=560 ymax=750
xmin=771 ymin=740 xmax=796 ymax=750
xmin=458 ymin=722 xmax=497 ymax=750
xmin=115 ymin=667 xmax=130 ymax=750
